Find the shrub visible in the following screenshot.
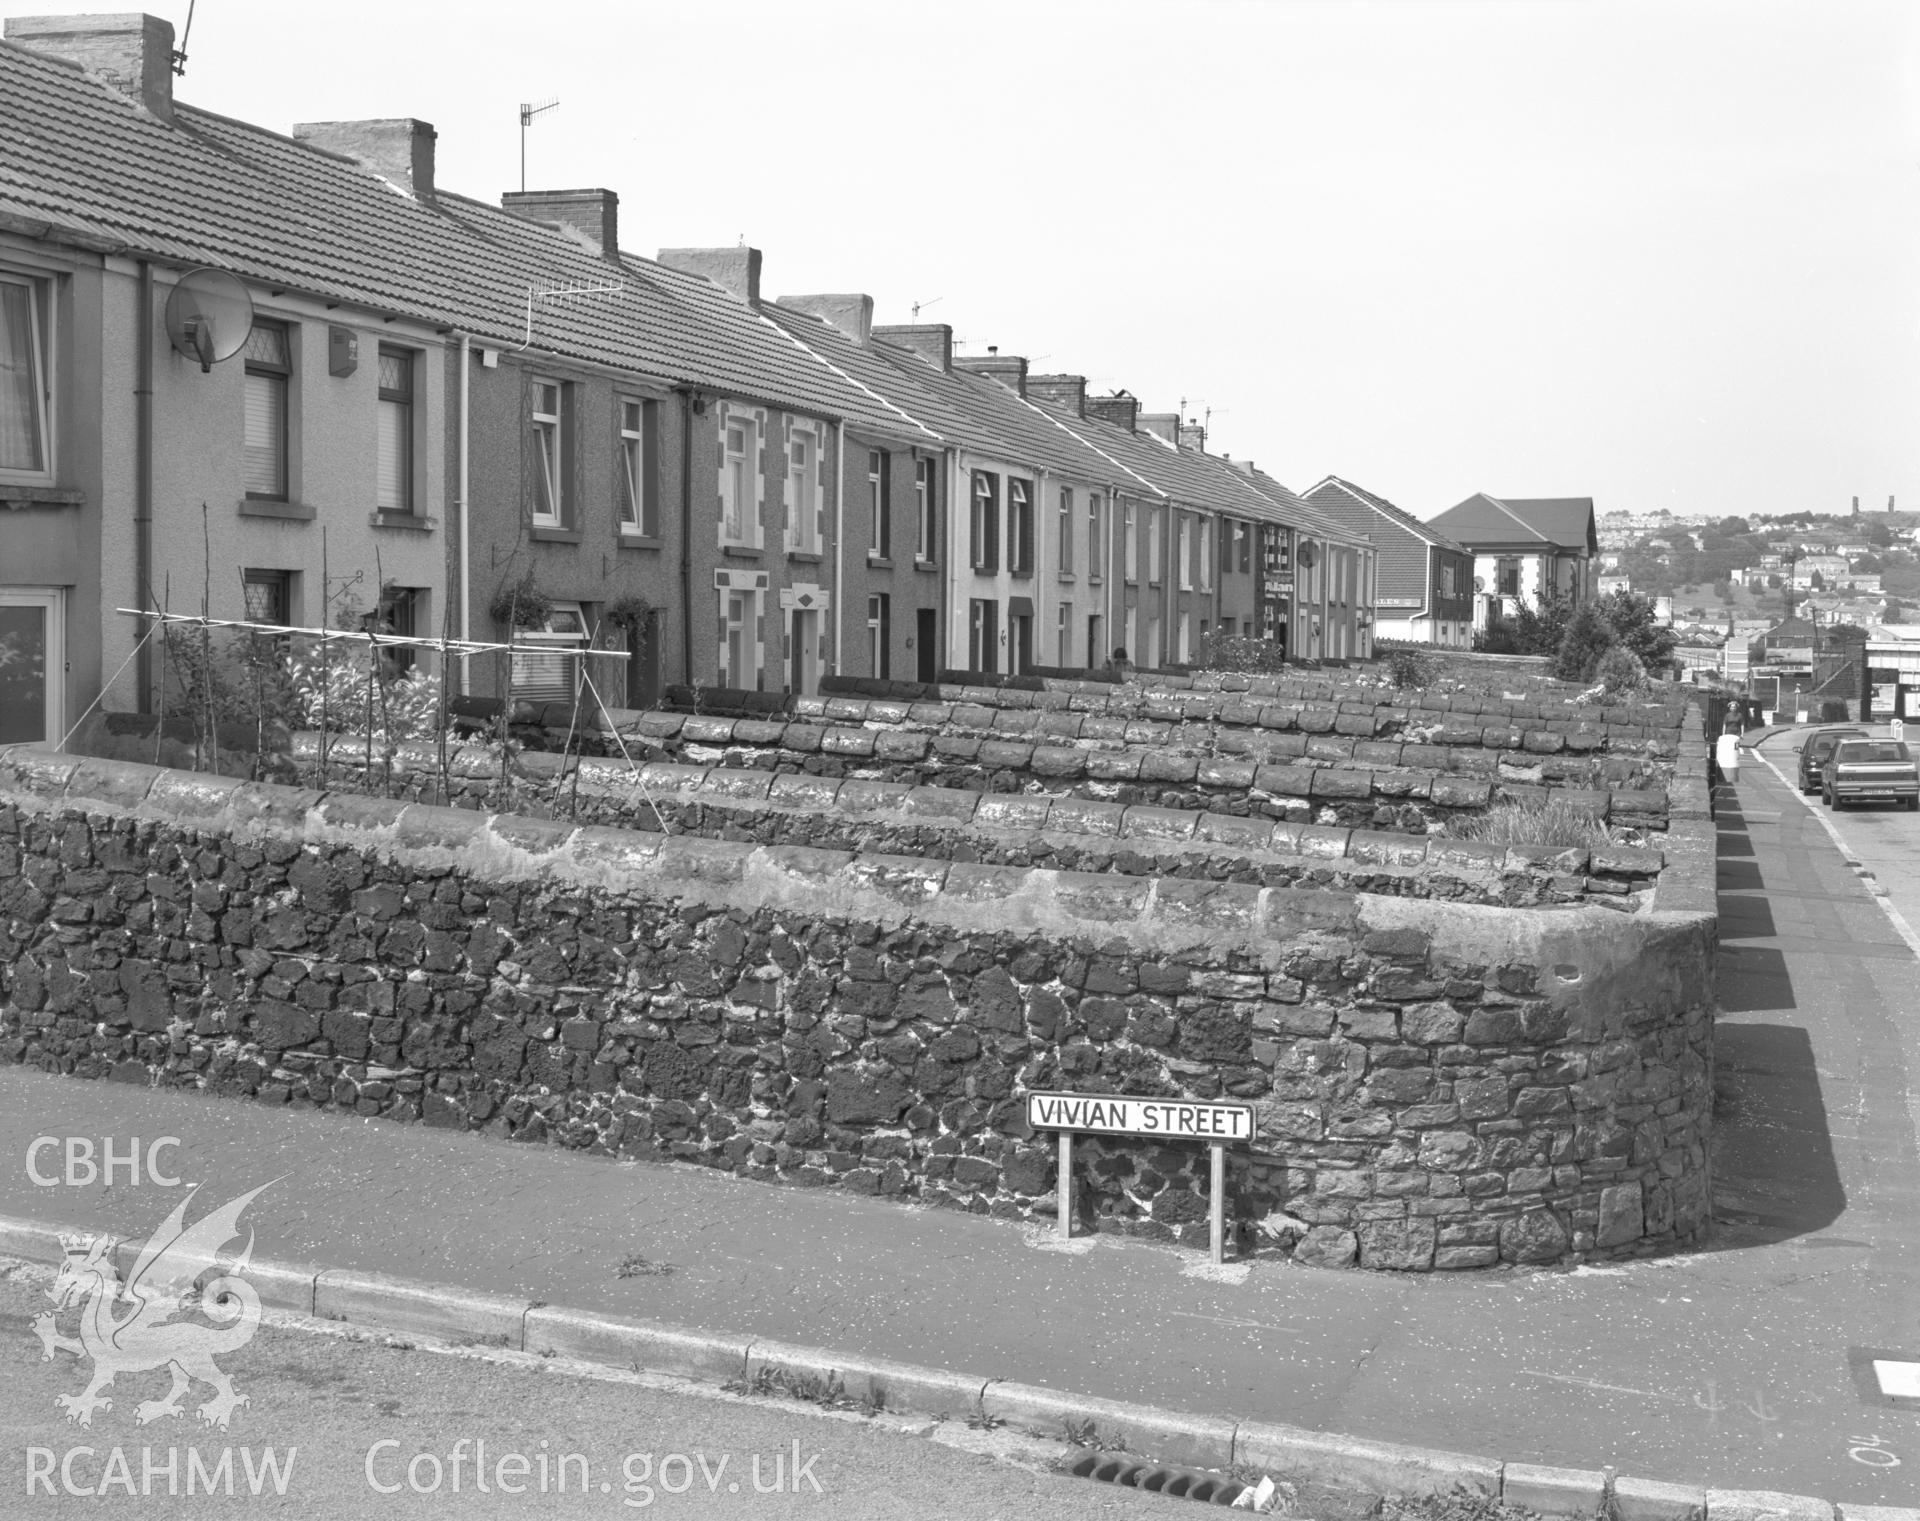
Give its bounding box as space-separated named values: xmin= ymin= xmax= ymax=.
xmin=1445 ymin=796 xmax=1614 ymax=851
xmin=1553 ymin=604 xmax=1616 ymax=682
xmin=1195 ymin=632 xmax=1290 ymax=674
xmin=1384 ymin=646 xmax=1435 ymax=689
xmin=1592 ymin=646 xmax=1646 ymax=698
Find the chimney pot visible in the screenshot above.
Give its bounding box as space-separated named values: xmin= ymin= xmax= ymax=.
xmin=777 ymin=294 xmax=874 ymax=345
xmin=294 ymin=118 xmax=437 ymax=200
xmin=501 ymin=188 xmax=619 ymax=259
xmin=873 ymin=323 xmax=953 ymax=373
xmin=657 ymin=247 xmax=762 ymax=305
xmin=7 ymin=12 xmax=175 ymax=121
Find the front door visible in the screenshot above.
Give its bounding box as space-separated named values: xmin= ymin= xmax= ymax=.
xmin=0 ymin=588 xmax=64 ymax=747
xmin=916 ymin=608 xmax=936 ymax=684
xmin=787 ymin=608 xmax=818 ymax=696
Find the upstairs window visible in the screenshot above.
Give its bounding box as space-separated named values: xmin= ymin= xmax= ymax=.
xmin=915 ymin=457 xmax=937 ymax=561
xmin=1440 ymin=561 xmax=1458 ymax=598
xmin=718 ymin=404 xmax=764 ymax=547
xmin=970 ymin=471 xmax=999 ymax=572
xmin=1057 ymin=486 xmax=1074 ymax=573
xmin=1178 ymin=515 xmax=1193 ymax=590
xmin=1148 ymin=506 xmax=1164 ymax=585
xmin=617 ymin=398 xmax=658 ymax=537
xmin=1239 ymin=521 xmax=1252 ymax=573
xmin=868 ymin=449 xmax=890 ymax=557
xmin=243 ymin=320 xmax=291 ymax=500
xmin=786 ymin=421 xmax=820 ymax=552
xmin=1088 ymin=494 xmax=1104 ymax=579
xmin=0 ymin=274 xmax=51 ymax=480
xmin=530 ymin=379 xmax=564 ymax=527
xmin=1124 ymin=501 xmax=1138 ymax=582
xmin=375 ymin=347 xmax=413 ymax=513
xmin=1222 ymin=520 xmax=1236 ymax=573
xmin=1008 ymin=478 xmax=1033 ymax=573
xmin=1497 ymin=557 xmax=1521 ymax=597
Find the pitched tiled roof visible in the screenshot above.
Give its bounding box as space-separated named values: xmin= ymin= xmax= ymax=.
xmin=1226 ymin=462 xmax=1376 ymax=549
xmin=0 ymin=38 xmax=928 ymax=440
xmin=1429 ymin=492 xmax=1596 ymax=552
xmin=762 ymin=307 xmax=1139 ymax=485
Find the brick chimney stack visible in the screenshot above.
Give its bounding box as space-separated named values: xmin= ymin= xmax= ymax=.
xmin=1085 ymin=392 xmax=1139 ymax=432
xmin=658 ymin=247 xmax=762 ymax=305
xmin=1138 ymin=412 xmax=1180 ymax=445
xmin=7 ymin=12 xmax=175 ymax=122
xmin=779 ymin=294 xmax=874 ymax=345
xmin=874 ymin=323 xmax=954 ymax=373
xmin=1178 ymin=421 xmax=1206 ymax=452
xmin=955 ymin=348 xmax=1028 ymax=397
xmin=1027 ymin=374 xmax=1087 ymax=417
xmin=501 ymin=188 xmax=619 ymax=259
xmin=294 ymin=119 xmax=437 ymax=200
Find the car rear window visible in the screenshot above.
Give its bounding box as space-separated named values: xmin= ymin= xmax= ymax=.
xmin=1835 ymin=742 xmax=1912 ymax=763
xmin=1811 ymin=732 xmax=1864 ymax=756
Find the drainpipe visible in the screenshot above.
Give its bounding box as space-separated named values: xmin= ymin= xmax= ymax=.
xmin=679 ymin=391 xmax=695 ymax=686
xmin=948 ymin=451 xmax=965 ymax=671
xmin=833 ymin=419 xmax=846 ymax=675
xmin=135 ymin=260 xmax=154 ymax=713
xmin=455 ymin=332 xmax=471 ymax=694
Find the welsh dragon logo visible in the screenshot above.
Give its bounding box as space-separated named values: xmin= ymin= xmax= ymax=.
xmin=32 ymin=1182 xmax=272 ymax=1430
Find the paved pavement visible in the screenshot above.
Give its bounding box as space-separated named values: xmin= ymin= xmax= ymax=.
xmin=3 ymin=748 xmax=1919 ymax=1505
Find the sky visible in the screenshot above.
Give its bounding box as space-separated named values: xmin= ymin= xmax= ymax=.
xmin=16 ymin=0 xmax=1916 ymax=522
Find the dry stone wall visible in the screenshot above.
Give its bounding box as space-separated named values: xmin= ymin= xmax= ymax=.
xmin=0 ymin=743 xmax=1715 ymax=1271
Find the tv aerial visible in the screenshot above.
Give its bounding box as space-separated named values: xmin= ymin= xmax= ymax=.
xmin=163 ymin=268 xmax=253 ymax=373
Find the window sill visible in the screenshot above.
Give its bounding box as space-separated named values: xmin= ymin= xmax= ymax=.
xmin=239 ymin=498 xmax=316 ymax=522
xmin=786 ymin=550 xmax=824 ymax=564
xmin=1088 ymin=574 xmax=1103 ymax=586
xmin=722 ymin=544 xmax=763 ymax=559
xmin=914 ymin=558 xmax=939 ymax=574
xmin=529 ymin=525 xmax=581 ymax=544
xmin=1009 ymin=569 xmax=1033 ymax=581
xmin=1057 ymin=572 xmax=1076 ymax=584
xmin=618 ymin=532 xmax=664 ymax=551
xmin=866 ymin=555 xmax=893 ymax=570
xmin=0 ymin=483 xmax=83 ymax=510
xmin=369 ymin=511 xmax=435 ymax=532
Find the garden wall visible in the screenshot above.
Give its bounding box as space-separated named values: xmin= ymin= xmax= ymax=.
xmin=0 ymin=745 xmax=1715 ymax=1270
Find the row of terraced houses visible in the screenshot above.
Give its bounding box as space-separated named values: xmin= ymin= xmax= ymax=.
xmin=0 ymin=14 xmax=1594 ymax=749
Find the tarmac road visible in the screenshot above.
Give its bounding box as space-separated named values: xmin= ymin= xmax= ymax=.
xmin=0 ymin=1267 xmax=1177 ymax=1520
xmin=1 ymin=746 xmax=1918 ymax=1506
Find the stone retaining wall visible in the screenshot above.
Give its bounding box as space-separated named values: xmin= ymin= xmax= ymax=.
xmin=0 ymin=745 xmax=1715 ymax=1270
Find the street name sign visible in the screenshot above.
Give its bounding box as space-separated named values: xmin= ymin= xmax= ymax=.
xmin=1025 ymin=1092 xmax=1254 ymax=1141
xmin=1024 ymin=1091 xmax=1255 ymax=1264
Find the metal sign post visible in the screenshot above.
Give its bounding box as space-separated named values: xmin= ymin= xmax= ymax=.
xmin=1026 ymin=1092 xmax=1254 ymax=1266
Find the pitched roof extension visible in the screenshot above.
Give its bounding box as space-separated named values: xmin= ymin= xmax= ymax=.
xmin=0 ymin=36 xmax=928 ymax=440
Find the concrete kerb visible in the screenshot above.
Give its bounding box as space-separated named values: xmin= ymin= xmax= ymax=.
xmin=8 ymin=1216 xmax=1900 ymax=1518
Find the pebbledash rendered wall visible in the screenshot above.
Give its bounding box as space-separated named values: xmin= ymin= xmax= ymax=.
xmin=0 ymin=740 xmax=1716 ymax=1271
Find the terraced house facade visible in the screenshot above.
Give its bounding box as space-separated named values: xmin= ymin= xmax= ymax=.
xmin=0 ymin=10 xmax=1377 ymax=749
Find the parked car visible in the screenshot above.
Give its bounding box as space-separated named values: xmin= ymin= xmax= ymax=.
xmin=1798 ymin=727 xmax=1868 ymax=793
xmin=1824 ymin=739 xmax=1920 ymax=810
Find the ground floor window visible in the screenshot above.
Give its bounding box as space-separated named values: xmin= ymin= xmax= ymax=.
xmin=512 ymin=601 xmax=587 ymax=701
xmin=0 ymin=586 xmax=63 ymax=746
xmin=866 ymin=594 xmax=890 ymax=679
xmin=969 ymin=599 xmax=997 ymax=674
xmin=1056 ymin=601 xmax=1073 ymax=666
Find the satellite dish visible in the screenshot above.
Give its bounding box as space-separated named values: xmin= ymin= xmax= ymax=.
xmin=164 ymin=269 xmax=253 ymax=373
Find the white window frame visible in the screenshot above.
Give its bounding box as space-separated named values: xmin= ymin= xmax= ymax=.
xmin=0 ymin=586 xmax=65 ymax=747
xmin=1149 ymin=506 xmax=1164 ymax=585
xmin=530 ymin=379 xmax=564 ymax=528
xmin=1178 ymin=514 xmax=1193 ymax=591
xmin=618 ymin=398 xmax=649 ymax=536
xmin=1124 ymin=501 xmax=1138 ymax=583
xmin=1008 ymin=478 xmax=1032 ymax=573
xmin=1057 ymin=600 xmax=1072 ymax=666
xmin=786 ymin=420 xmax=820 ymax=552
xmin=721 ymin=589 xmax=754 ymax=687
xmin=868 ymin=450 xmax=887 ymax=556
xmin=719 ymin=404 xmax=764 ymax=548
xmin=1088 ymin=494 xmax=1104 ymax=580
xmin=867 ymin=593 xmax=889 ymax=677
xmin=971 ymin=472 xmax=997 ymax=571
xmin=1057 ymin=487 xmax=1074 ymax=575
xmin=0 ymin=273 xmax=54 ymax=484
